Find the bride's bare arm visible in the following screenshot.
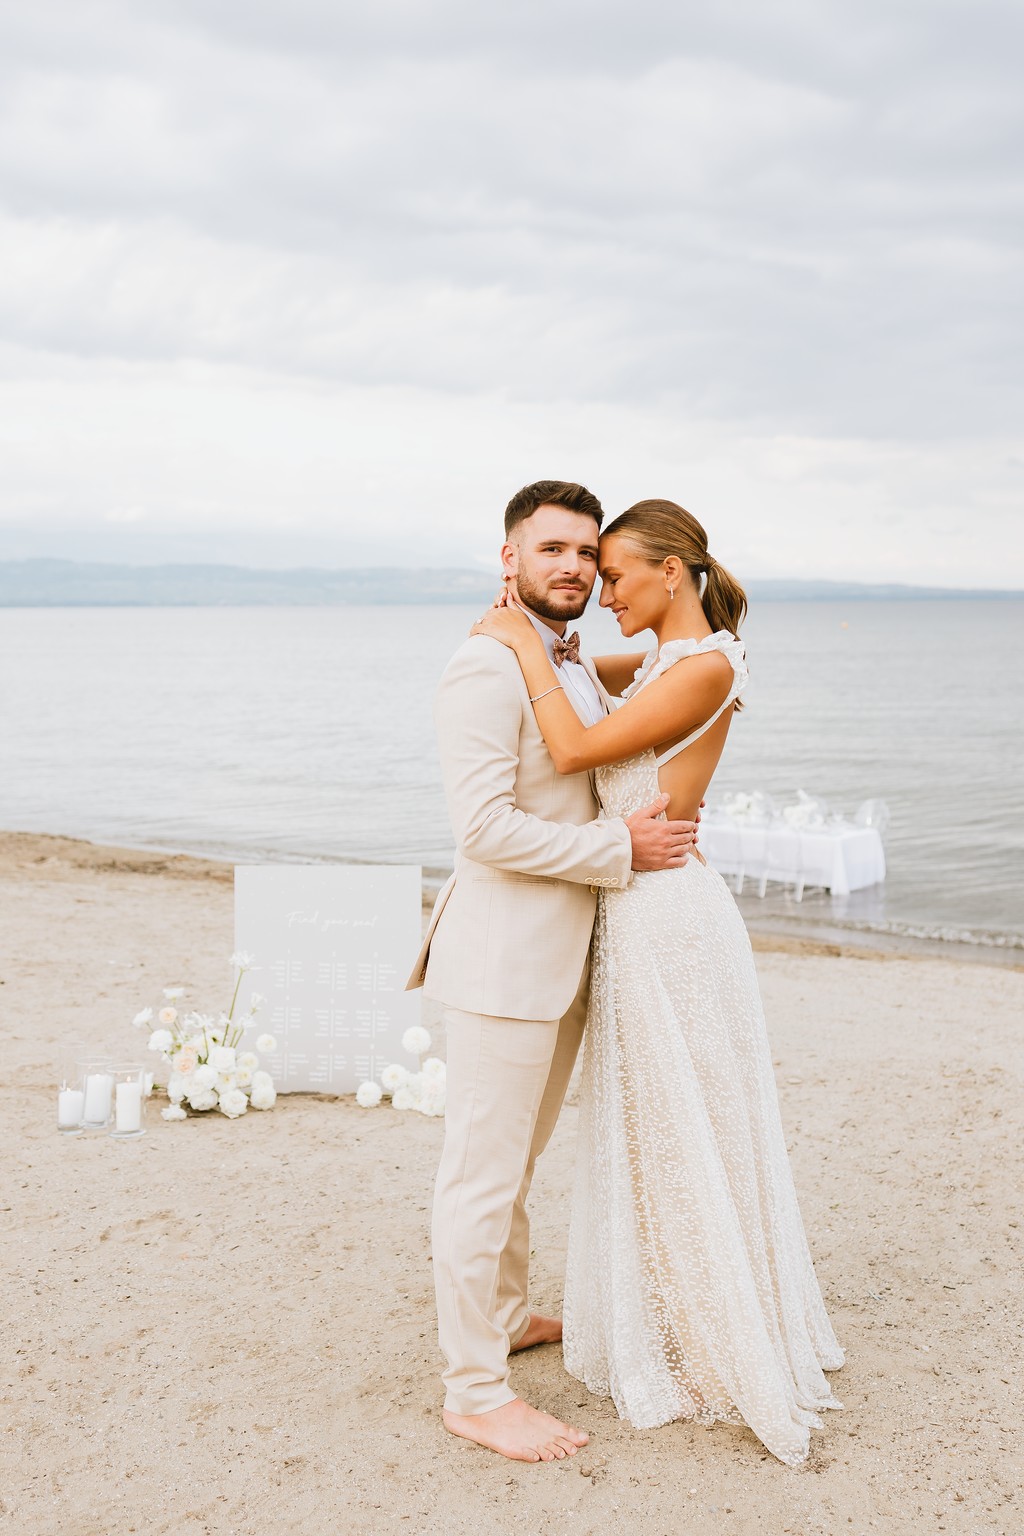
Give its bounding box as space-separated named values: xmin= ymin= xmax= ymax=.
xmin=592 ymin=652 xmax=647 ymax=698
xmin=471 ymin=607 xmax=733 ymax=774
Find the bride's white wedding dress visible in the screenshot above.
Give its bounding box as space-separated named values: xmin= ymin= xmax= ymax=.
xmin=563 ymin=632 xmax=844 ymax=1467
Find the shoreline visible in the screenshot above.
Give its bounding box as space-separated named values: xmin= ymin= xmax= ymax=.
xmin=6 ymin=826 xmax=1020 ymax=971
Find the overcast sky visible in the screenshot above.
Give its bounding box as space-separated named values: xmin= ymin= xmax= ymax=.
xmin=0 ymin=1 xmax=1020 ymax=583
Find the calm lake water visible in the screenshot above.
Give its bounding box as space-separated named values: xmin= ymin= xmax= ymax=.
xmin=2 ymin=601 xmax=1021 ymax=953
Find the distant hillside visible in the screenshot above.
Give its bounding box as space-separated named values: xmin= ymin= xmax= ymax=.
xmin=0 ymin=559 xmax=1019 ymax=607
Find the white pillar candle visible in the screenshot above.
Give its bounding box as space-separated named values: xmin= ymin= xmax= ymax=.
xmin=83 ymin=1072 xmax=113 ymax=1124
xmin=115 ymin=1081 xmax=142 ymax=1133
xmin=58 ymin=1088 xmax=84 ymax=1128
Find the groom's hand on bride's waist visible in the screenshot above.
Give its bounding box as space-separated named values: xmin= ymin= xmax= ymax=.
xmin=625 ymin=794 xmax=700 ymax=871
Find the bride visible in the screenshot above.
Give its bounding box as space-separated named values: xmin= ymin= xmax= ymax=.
xmin=472 ymin=497 xmax=844 ymax=1467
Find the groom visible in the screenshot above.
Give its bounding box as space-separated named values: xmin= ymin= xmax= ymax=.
xmin=406 ymin=480 xmax=699 ymax=1463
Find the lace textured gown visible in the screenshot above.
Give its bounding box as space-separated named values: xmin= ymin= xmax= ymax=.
xmin=563 ymin=632 xmax=844 ymax=1467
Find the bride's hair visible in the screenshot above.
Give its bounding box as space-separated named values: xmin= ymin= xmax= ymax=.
xmin=604 ymin=498 xmax=747 ymax=640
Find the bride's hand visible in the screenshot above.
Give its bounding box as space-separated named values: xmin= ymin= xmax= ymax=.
xmin=470 ymin=602 xmax=536 ymax=652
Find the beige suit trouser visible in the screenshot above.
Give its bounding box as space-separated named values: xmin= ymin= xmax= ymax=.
xmin=431 ymin=962 xmax=589 ymax=1416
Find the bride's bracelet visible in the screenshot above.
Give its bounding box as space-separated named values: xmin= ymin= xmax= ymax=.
xmin=529 ymin=685 xmax=564 ymax=704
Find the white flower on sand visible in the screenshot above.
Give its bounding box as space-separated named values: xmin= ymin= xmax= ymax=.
xmin=158 ymin=1006 xmax=178 ymax=1026
xmin=237 ymin=1052 xmax=260 ymax=1073
xmin=215 ymin=1073 xmax=238 ymax=1094
xmin=148 ymin=1028 xmax=174 ymax=1054
xmin=166 ymin=1072 xmax=188 ymax=1104
xmin=173 ymin=1046 xmax=199 ymax=1077
xmin=208 ymin=1045 xmax=236 ymax=1073
xmin=218 ymin=1087 xmax=248 ymax=1118
xmin=401 ymin=1026 xmax=431 ymax=1057
xmin=417 ymin=1087 xmax=446 ymax=1119
xmin=380 ymin=1063 xmax=409 ymax=1095
xmin=356 ymin=1080 xmax=383 ymax=1108
xmin=249 ymin=1071 xmax=276 ymax=1110
xmin=422 ymin=1057 xmax=446 ymax=1082
xmin=132 ymin=1007 xmax=153 ymax=1028
xmin=161 ymin=1104 xmax=187 ymax=1121
xmin=187 ymin=1086 xmax=219 ymax=1112
xmin=255 ymin=1034 xmax=277 ymax=1054
xmin=192 ymin=1063 xmax=218 ymax=1091
xmin=162 ymin=986 xmax=186 ymax=1000
xmin=229 ymin=951 xmax=255 ymax=970
xmin=391 ymin=1086 xmax=416 ymax=1110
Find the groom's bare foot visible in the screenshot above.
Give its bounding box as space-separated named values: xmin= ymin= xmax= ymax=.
xmin=510 ymin=1312 xmax=563 ymax=1352
xmin=442 ymin=1398 xmax=588 ymax=1463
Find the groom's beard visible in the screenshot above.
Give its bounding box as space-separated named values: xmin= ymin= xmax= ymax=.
xmin=514 ymin=567 xmax=591 ymax=624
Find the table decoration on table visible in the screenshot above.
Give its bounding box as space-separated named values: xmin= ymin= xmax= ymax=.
xmin=702 ymin=790 xmax=889 ymax=898
xmin=133 ymin=952 xmax=278 ymax=1121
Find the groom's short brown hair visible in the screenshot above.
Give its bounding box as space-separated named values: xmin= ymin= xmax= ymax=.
xmin=503 ymin=480 xmax=604 ymax=538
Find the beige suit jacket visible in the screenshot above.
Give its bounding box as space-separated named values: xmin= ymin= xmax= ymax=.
xmin=406 ymin=634 xmax=633 ymax=1021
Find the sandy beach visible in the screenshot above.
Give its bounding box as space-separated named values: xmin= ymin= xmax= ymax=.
xmin=1 ymin=830 xmax=1021 ymax=1536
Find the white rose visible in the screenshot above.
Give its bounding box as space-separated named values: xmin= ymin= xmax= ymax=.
xmin=401 ymin=1026 xmax=431 ymax=1057
xmin=422 ymin=1057 xmax=446 ymax=1081
xmin=236 ymin=1066 xmax=253 ymax=1088
xmin=208 ymin=1046 xmax=236 ymax=1073
xmin=237 ymin=1052 xmax=259 ymax=1073
xmin=173 ymin=1046 xmax=199 ymax=1077
xmin=391 ymin=1086 xmax=415 ymax=1110
xmin=192 ymin=1064 xmax=218 ymax=1090
xmin=158 ymin=1006 xmax=178 ymax=1026
xmin=187 ymin=1086 xmax=218 ymax=1112
xmin=148 ymin=1029 xmax=174 ymax=1054
xmin=161 ymin=1104 xmax=187 ymax=1121
xmin=418 ymin=1085 xmax=446 ymax=1118
xmin=380 ymin=1063 xmax=409 ymax=1094
xmin=166 ymin=1073 xmax=187 ymax=1104
xmin=162 ymin=986 xmax=186 ymax=1000
xmin=132 ymin=1007 xmax=153 ymax=1028
xmin=356 ymin=1081 xmax=383 ymax=1108
xmin=255 ymin=1034 xmax=277 ymax=1054
xmin=215 ymin=1073 xmax=237 ymax=1094
xmin=218 ymin=1087 xmax=248 ymax=1118
xmin=250 ymin=1072 xmax=276 ymax=1110
xmin=405 ymin=1072 xmax=424 ymax=1103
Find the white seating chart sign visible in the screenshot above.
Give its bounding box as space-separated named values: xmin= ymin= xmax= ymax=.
xmin=234 ymin=865 xmax=422 ymax=1093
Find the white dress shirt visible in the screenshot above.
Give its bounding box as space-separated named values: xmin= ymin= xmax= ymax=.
xmin=523 ymin=607 xmax=605 ymax=726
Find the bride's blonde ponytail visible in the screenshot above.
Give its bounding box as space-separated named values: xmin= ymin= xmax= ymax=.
xmin=605 ymin=499 xmax=747 ymax=639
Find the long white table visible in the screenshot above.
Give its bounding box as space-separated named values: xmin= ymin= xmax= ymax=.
xmin=699 ymin=821 xmax=886 ymax=899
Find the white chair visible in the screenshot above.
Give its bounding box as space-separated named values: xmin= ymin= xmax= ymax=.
xmin=855 ymin=798 xmax=891 ymax=836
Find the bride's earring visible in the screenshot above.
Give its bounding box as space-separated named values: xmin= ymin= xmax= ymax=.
xmin=667 ymin=585 xmax=675 ymax=601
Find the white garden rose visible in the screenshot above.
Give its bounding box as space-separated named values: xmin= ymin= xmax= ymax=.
xmin=237 ymin=1052 xmax=260 ymax=1073
xmin=356 ymin=1081 xmax=383 ymax=1108
xmin=192 ymin=1064 xmax=218 ymax=1090
xmin=187 ymin=1086 xmax=218 ymax=1112
xmin=249 ymin=1072 xmax=276 ymax=1110
xmin=391 ymin=1086 xmax=416 ymax=1110
xmin=158 ymin=1006 xmax=178 ymax=1025
xmin=405 ymin=1072 xmax=424 ymax=1102
xmin=418 ymin=1081 xmax=446 ymax=1118
xmin=235 ymin=1066 xmax=253 ymax=1088
xmin=132 ymin=1007 xmax=153 ymax=1028
xmin=380 ymin=1063 xmax=409 ymax=1094
xmin=166 ymin=1072 xmax=187 ymax=1104
xmin=255 ymin=1034 xmax=277 ymax=1054
xmin=161 ymin=1104 xmax=187 ymax=1121
xmin=148 ymin=1028 xmax=174 ymax=1053
xmin=216 ymin=1073 xmax=238 ymax=1094
xmin=209 ymin=1045 xmax=236 ymax=1072
xmin=401 ymin=1026 xmax=431 ymax=1057
xmin=422 ymin=1057 xmax=446 ymax=1081
xmin=218 ymin=1087 xmax=248 ymax=1118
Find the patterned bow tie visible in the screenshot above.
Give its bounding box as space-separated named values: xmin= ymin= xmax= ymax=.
xmin=552 ymin=631 xmax=581 ymax=667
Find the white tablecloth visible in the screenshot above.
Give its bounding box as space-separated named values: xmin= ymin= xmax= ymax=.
xmin=700 ymin=822 xmax=886 ymax=897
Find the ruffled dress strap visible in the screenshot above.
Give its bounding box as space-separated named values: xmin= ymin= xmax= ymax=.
xmin=623 ymin=630 xmax=749 ymax=767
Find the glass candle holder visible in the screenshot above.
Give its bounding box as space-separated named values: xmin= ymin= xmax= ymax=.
xmin=57 ymin=1051 xmax=86 ymax=1136
xmin=109 ymin=1064 xmax=147 ymax=1139
xmin=80 ymin=1060 xmax=115 ymax=1130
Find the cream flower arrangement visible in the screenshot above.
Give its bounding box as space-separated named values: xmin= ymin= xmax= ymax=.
xmin=134 ymin=954 xmax=278 ymax=1121
xmin=356 ymin=1027 xmax=446 ymax=1118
